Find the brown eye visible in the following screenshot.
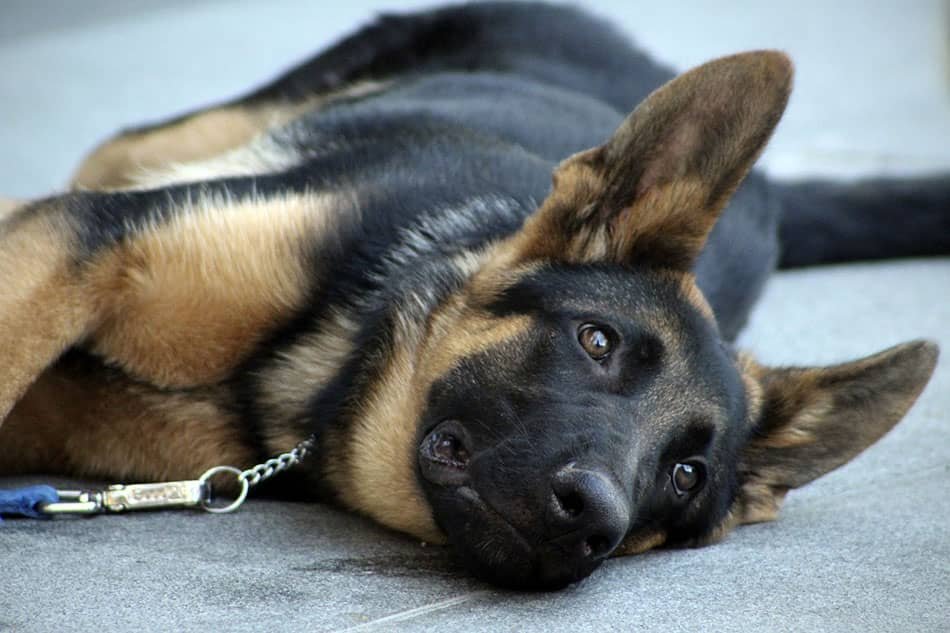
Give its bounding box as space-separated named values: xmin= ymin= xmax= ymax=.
xmin=671 ymin=462 xmax=703 ymax=496
xmin=578 ymin=324 xmax=612 ymax=360
xmin=429 ymin=431 xmax=470 ymax=468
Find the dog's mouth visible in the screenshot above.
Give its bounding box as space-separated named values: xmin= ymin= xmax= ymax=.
xmin=418 ymin=421 xmax=614 ymax=589
xmin=418 ymin=424 xmax=541 ymax=586
xmin=456 ymin=485 xmax=533 ymax=555
xmin=435 ymin=482 xmax=609 ymax=589
xmin=449 ymin=484 xmax=547 ymax=588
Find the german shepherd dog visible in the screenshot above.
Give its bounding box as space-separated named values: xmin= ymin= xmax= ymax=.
xmin=1 ymin=3 xmax=947 ymax=589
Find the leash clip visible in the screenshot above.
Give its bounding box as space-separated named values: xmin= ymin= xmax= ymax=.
xmin=36 ymin=489 xmax=102 ymax=515
xmin=39 ymin=480 xmax=208 ymax=515
xmin=31 ymin=435 xmax=314 ymax=517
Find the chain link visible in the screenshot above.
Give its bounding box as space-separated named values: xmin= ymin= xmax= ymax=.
xmin=34 ymin=435 xmax=318 ymax=516
xmin=238 ymin=435 xmax=315 ymax=489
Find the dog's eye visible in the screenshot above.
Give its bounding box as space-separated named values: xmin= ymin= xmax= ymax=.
xmin=578 ymin=324 xmax=612 ymax=360
xmin=671 ymin=462 xmax=704 ymax=496
xmin=429 ymin=431 xmax=470 ymax=468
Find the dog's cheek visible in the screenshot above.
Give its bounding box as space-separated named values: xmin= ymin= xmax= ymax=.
xmin=327 ymin=345 xmax=446 ymax=544
xmin=613 ymin=530 xmax=667 ymax=557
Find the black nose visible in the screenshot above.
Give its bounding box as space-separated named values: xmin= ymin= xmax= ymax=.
xmin=549 ymin=465 xmax=629 ymax=563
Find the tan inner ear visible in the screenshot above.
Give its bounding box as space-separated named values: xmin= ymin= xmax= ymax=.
xmin=735 ymin=481 xmax=789 ymax=524
xmin=493 ymin=51 xmax=793 ymax=271
xmin=728 ymin=340 xmax=938 ymax=528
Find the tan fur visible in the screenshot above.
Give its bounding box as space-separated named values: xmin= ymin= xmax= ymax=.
xmin=256 ymin=255 xmax=492 ymax=464
xmin=615 ymin=530 xmax=667 ymax=556
xmin=0 ymin=357 xmax=252 ymax=484
xmin=335 ymin=283 xmax=534 ymax=542
xmin=0 ymin=205 xmax=92 ymax=422
xmin=735 ymin=352 xmax=765 ymax=450
xmin=339 ymin=342 xmax=444 ymax=541
xmin=488 ymin=52 xmax=792 ymax=274
xmin=420 ymin=307 xmax=535 ymax=384
xmin=733 ymin=481 xmax=788 ymax=524
xmin=0 ymin=191 xmax=341 ymax=426
xmin=502 ymin=157 xmax=605 ymax=265
xmin=73 ymin=107 xmax=282 ymax=190
xmin=85 ymin=192 xmax=337 ymax=388
xmin=0 ymin=197 xmax=23 ymax=222
xmin=669 ymin=271 xmax=717 ymax=323
xmin=724 ymin=341 xmax=939 ymax=530
xmin=127 ymin=134 xmax=302 ymax=190
xmin=512 ymin=170 xmax=729 ymax=270
xmin=73 ymin=81 xmax=390 ymax=191
xmin=694 ymin=506 xmax=740 ymax=547
xmin=257 ymin=310 xmax=364 ymax=451
xmin=611 ymin=179 xmax=712 ymax=262
xmin=0 ymin=192 xmax=342 ymax=484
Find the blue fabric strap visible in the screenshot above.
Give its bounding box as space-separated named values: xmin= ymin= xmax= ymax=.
xmin=0 ymin=486 xmax=60 ymax=520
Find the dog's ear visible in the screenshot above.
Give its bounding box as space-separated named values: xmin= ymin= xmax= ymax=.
xmin=733 ymin=340 xmax=938 ymax=524
xmin=506 ymin=50 xmax=792 ymax=270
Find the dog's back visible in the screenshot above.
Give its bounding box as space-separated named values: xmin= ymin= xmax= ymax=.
xmin=88 ymin=3 xmax=949 ymax=342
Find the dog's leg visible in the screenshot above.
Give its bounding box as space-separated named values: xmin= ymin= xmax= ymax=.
xmin=71 ymin=12 xmax=420 ymax=190
xmin=71 ymin=104 xmax=310 ymax=190
xmin=72 ymin=4 xmax=672 ymax=191
xmin=72 ymin=76 xmax=397 ymax=191
xmin=0 ymin=187 xmax=333 ymax=425
xmin=0 ymin=352 xmax=255 ymax=482
xmin=0 ymin=198 xmax=93 ymax=422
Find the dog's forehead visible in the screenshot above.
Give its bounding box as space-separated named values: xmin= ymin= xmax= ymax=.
xmin=418 ymin=300 xmax=535 ymax=389
xmin=416 ymin=263 xmax=742 ymax=434
xmin=487 ymin=265 xmax=717 ymax=342
xmin=428 ymin=270 xmax=734 ymax=398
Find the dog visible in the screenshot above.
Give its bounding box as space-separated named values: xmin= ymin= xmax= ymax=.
xmin=0 ymin=3 xmax=946 ymax=590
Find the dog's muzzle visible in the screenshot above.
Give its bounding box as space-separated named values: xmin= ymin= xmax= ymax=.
xmin=419 ymin=420 xmax=630 ymax=589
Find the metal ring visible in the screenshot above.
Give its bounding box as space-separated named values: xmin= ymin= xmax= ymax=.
xmin=198 ymin=465 xmax=250 ymax=514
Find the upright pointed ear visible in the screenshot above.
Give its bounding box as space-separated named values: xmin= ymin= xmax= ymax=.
xmin=508 ymin=50 xmax=792 ymax=270
xmin=734 ymin=340 xmax=939 ymax=525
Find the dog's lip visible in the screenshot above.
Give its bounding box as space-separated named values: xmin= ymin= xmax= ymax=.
xmin=457 ymin=486 xmax=600 ymax=589
xmin=457 ymin=485 xmax=533 ymax=554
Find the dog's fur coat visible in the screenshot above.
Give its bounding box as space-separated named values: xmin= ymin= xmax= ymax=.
xmin=1 ymin=3 xmax=946 ymax=588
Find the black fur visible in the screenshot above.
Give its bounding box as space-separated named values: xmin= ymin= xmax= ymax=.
xmin=418 ymin=264 xmax=749 ymax=587
xmin=71 ymin=0 xmax=947 ymax=567
xmin=778 ymin=175 xmax=950 ymax=267
xmin=5 ymin=1 xmax=945 ymax=591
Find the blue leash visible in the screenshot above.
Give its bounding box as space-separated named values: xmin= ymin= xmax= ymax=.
xmin=0 ymin=486 xmax=59 ymax=521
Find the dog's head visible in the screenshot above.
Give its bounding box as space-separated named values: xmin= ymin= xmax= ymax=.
xmin=338 ymin=51 xmax=938 ymax=589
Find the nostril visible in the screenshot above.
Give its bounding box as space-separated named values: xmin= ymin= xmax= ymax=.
xmin=554 ymin=489 xmax=584 ymax=518
xmin=549 ymin=465 xmax=630 ymax=560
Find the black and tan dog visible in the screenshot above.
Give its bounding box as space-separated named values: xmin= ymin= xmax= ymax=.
xmin=1 ymin=3 xmax=947 ymax=589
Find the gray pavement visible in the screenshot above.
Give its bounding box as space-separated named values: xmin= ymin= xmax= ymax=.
xmin=1 ymin=2 xmax=949 ymax=631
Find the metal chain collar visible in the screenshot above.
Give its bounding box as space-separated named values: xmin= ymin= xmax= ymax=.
xmin=240 ymin=435 xmax=315 ymax=487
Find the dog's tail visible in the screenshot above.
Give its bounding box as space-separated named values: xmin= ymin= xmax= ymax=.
xmin=776 ymin=175 xmax=950 ymax=268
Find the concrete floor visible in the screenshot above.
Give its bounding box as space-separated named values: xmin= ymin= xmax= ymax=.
xmin=1 ymin=2 xmax=949 ymax=631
